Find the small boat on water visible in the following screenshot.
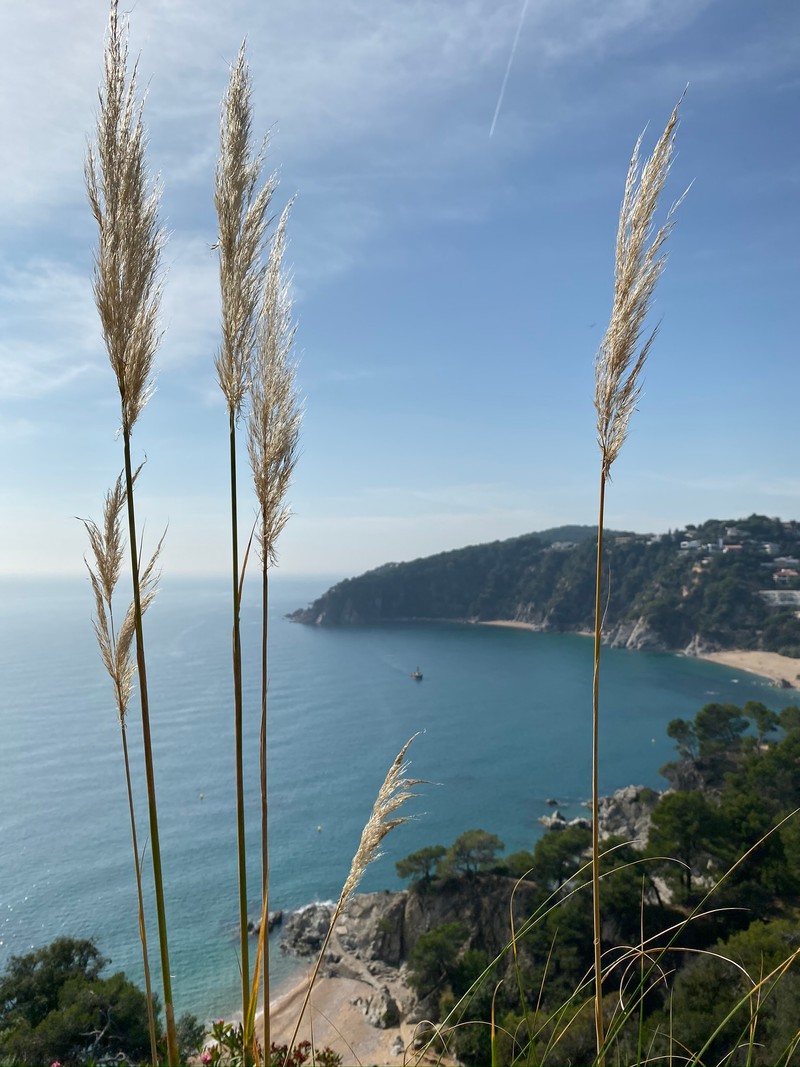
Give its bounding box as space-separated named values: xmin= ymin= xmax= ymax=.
xmin=410 ymin=668 xmax=423 ymax=681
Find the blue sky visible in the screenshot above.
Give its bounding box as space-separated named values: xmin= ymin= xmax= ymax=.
xmin=1 ymin=0 xmax=798 ymax=578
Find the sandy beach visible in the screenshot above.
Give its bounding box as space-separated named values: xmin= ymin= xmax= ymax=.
xmin=694 ymin=649 xmax=800 ymax=690
xmin=481 ymin=620 xmax=800 ymax=691
xmin=261 ymin=970 xmax=440 ymax=1066
xmin=233 ymin=631 xmax=800 ymax=1066
xmin=252 ymin=902 xmax=458 ymax=1067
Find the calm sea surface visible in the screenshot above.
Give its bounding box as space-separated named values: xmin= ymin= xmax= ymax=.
xmin=0 ymin=575 xmax=792 ymax=1022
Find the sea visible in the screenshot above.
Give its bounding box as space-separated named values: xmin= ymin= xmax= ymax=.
xmin=0 ymin=574 xmax=793 ymax=1025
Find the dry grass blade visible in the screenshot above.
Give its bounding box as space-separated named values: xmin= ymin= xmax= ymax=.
xmin=248 ymin=198 xmax=302 ymax=564
xmin=215 ymin=42 xmax=278 ymax=416
xmin=85 ymin=0 xmax=164 ymax=435
xmin=285 ymin=735 xmax=424 ymax=1062
xmin=594 ymin=93 xmax=686 ymax=479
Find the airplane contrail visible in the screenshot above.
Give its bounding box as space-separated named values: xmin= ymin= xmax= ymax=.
xmin=489 ymin=0 xmax=530 ymax=138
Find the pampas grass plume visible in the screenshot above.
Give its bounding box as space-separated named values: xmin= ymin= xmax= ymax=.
xmin=215 ymin=43 xmax=278 ymax=416
xmin=339 ymin=733 xmax=424 ymax=905
xmin=85 ymin=0 xmax=164 ymax=435
xmin=248 ymin=198 xmax=302 ymax=563
xmin=594 ymin=94 xmax=686 ymax=478
xmin=589 ymin=94 xmax=686 ymax=1063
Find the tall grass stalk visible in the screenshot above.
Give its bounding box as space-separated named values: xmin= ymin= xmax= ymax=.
xmin=215 ymin=43 xmax=278 ymax=1034
xmin=85 ymin=4 xmax=179 ymax=1062
xmin=247 ymin=198 xmax=302 ymax=1055
xmin=285 ymin=736 xmax=422 ymax=1061
xmin=82 ymin=472 xmax=162 ymax=1067
xmin=591 ymin=95 xmax=684 ymax=1063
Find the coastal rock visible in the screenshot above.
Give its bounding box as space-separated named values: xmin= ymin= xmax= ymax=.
xmin=509 ymin=603 xmax=551 ymax=630
xmin=336 ymin=892 xmax=407 ymax=966
xmin=567 ymin=816 xmax=592 ymax=831
xmin=595 ymin=785 xmax=661 ymax=850
xmin=539 ymin=787 xmax=659 ymax=849
xmin=362 ymin=986 xmax=400 ymax=1028
xmin=538 ymin=809 xmax=567 ymax=829
xmin=248 ymin=910 xmax=283 ymax=937
xmin=280 ymin=902 xmax=333 ymax=956
xmin=606 ymin=616 xmax=665 ymax=651
xmin=683 ymin=633 xmax=719 ymax=657
xmin=282 ymin=879 xmax=540 ymax=982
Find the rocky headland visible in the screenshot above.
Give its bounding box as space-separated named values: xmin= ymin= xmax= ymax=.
xmin=288 ymin=517 xmax=800 ymax=671
xmin=272 ymin=784 xmax=660 ymax=1061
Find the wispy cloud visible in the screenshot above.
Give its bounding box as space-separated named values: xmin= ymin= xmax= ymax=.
xmin=0 ymin=258 xmax=100 ymax=400
xmin=1 ymin=0 xmax=720 ymax=226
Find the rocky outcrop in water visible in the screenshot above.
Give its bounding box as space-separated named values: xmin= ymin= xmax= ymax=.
xmin=247 ymin=911 xmax=283 ymax=937
xmin=537 ymin=785 xmax=661 ymax=848
xmin=596 ymin=784 xmax=661 ymax=849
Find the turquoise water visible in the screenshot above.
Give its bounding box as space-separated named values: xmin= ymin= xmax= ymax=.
xmin=0 ymin=575 xmax=792 ymax=1023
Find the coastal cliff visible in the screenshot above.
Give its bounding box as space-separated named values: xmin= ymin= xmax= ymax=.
xmin=289 ymin=516 xmax=800 ymax=658
xmin=278 ymin=784 xmax=659 ymax=1036
xmin=280 ymin=875 xmax=541 ymax=1030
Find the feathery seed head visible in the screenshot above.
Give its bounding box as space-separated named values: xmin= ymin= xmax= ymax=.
xmin=215 ymin=43 xmax=278 ymax=417
xmin=86 ymin=0 xmax=164 ymax=436
xmin=594 ymin=95 xmax=685 ymax=480
xmin=339 ymin=734 xmax=424 ymax=908
xmin=82 ymin=473 xmax=164 ymax=725
xmin=248 ymin=199 xmax=303 ymax=564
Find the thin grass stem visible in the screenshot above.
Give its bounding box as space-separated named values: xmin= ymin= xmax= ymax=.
xmin=591 ymin=95 xmax=684 ymax=1064
xmin=592 ymin=470 xmax=607 ymax=1061
xmin=259 ymin=558 xmax=269 ymax=1055
xmin=120 ymin=726 xmax=158 ymax=1067
xmin=84 ymin=474 xmax=159 ymax=1067
xmin=228 ymin=407 xmax=251 ymax=1033
xmin=123 ymin=433 xmax=179 ymax=1066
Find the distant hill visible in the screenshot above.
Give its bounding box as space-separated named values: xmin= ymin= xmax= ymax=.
xmin=289 ymin=516 xmax=800 ymax=656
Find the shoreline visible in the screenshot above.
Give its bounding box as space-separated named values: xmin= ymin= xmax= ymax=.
xmin=479 ymin=619 xmax=800 ymax=690
xmin=257 ymin=966 xmax=446 ymax=1066
xmin=212 ymin=624 xmax=799 ymax=1061
xmin=693 ymin=649 xmax=800 ymax=690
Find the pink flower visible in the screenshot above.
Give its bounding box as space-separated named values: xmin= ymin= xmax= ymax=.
xmin=201 ymin=1052 xmax=213 ymax=1065
xmin=51 ymin=1062 xmax=63 ymax=1067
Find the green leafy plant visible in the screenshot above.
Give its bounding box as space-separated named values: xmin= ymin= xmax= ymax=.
xmin=0 ymin=937 xmax=187 ymax=1067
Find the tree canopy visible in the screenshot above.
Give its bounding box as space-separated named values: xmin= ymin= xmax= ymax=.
xmin=0 ymin=937 xmax=202 ymax=1067
xmin=444 ymin=829 xmax=504 ymax=875
xmin=0 ymin=938 xmax=153 ymax=1066
xmin=396 ymin=845 xmax=447 ymax=884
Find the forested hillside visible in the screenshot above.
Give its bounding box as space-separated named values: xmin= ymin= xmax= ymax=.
xmin=290 ymin=516 xmax=800 ymax=655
